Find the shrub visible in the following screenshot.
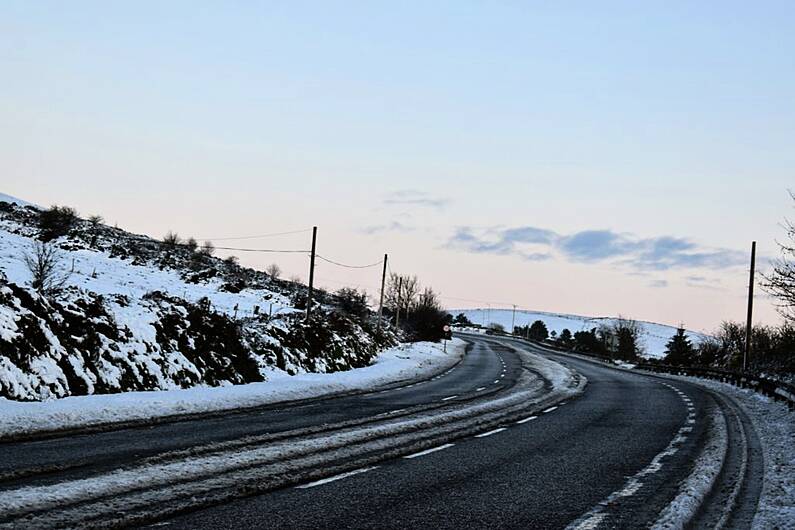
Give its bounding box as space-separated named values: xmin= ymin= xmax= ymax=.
xmin=39 ymin=205 xmax=78 ymax=241
xmin=22 ymin=241 xmax=72 ymax=299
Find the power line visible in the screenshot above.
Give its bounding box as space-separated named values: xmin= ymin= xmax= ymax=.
xmin=198 ymin=228 xmax=312 ymax=241
xmin=213 ymin=246 xmax=309 ymax=254
xmin=315 ymin=254 xmax=384 ymax=269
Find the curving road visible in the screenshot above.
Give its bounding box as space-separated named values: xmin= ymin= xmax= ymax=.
xmin=0 ymin=338 xmax=516 ymax=490
xmin=0 ymin=334 xmax=761 ymax=529
xmin=159 ymin=334 xmax=718 ymax=529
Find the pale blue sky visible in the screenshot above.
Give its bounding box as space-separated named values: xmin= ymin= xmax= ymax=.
xmin=2 ymin=1 xmax=794 ymax=331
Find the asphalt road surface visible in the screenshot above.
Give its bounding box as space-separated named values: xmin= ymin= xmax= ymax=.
xmin=1 ymin=337 xmax=517 ymax=490
xmin=2 ymin=335 xmax=755 ymax=529
xmin=156 ymin=336 xmax=716 ymax=529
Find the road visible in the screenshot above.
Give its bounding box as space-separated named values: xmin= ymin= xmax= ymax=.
xmin=0 ymin=334 xmax=761 ymax=529
xmin=0 ymin=338 xmax=520 ymax=490
xmin=159 ymin=335 xmax=711 ymax=529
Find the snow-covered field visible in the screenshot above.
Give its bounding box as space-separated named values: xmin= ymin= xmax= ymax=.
xmin=454 ymin=308 xmax=709 ymax=359
xmin=0 ymin=223 xmax=296 ymax=322
xmin=0 ymin=338 xmax=465 ymax=438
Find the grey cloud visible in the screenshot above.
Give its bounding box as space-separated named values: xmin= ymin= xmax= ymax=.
xmin=558 ymin=230 xmax=642 ymax=262
xmin=383 ymin=190 xmax=450 ymax=209
xmin=446 ymin=225 xmax=747 ymax=272
xmin=361 ymin=221 xmax=415 ymax=235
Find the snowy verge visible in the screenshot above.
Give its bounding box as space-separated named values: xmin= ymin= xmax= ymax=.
xmin=0 ymin=339 xmax=466 ymax=440
xmin=652 ymin=398 xmax=728 ymax=529
xmin=672 ymin=377 xmax=795 ymax=529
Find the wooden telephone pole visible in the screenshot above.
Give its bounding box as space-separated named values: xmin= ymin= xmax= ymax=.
xmin=306 ymin=226 xmax=317 ymax=321
xmin=377 ymin=254 xmax=388 ymax=335
xmin=744 ymin=241 xmax=756 ymax=371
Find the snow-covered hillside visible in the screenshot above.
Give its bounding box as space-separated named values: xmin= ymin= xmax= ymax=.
xmin=0 ymin=193 xmax=32 ymax=207
xmin=453 ymin=308 xmax=709 ymax=359
xmin=0 ymin=197 xmax=395 ymax=401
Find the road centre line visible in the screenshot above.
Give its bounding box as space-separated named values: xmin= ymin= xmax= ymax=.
xmin=475 ymin=427 xmax=507 ymax=438
xmin=404 ymin=444 xmax=455 ymax=459
xmin=296 ymin=466 xmax=379 ymax=489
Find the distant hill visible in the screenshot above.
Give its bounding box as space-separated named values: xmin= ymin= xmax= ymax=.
xmin=452 ymin=308 xmax=709 ymax=359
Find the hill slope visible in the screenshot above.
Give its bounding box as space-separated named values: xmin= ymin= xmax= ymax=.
xmin=0 ymin=197 xmax=394 ymax=401
xmin=453 ymin=308 xmax=709 ymax=359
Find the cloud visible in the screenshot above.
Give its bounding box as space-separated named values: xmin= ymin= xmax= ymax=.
xmin=445 ymin=225 xmax=747 ymax=272
xmin=685 ymin=275 xmax=724 ymax=290
xmin=648 ymin=279 xmax=668 ymax=288
xmin=558 ymin=230 xmax=642 ymax=262
xmin=447 ymin=227 xmax=552 ymax=261
xmin=383 ymin=190 xmax=450 ymax=209
xmin=361 ymin=221 xmax=415 ymax=235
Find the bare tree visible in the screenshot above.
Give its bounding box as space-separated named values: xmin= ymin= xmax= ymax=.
xmin=88 ymin=215 xmax=104 ymax=246
xmin=385 ymin=273 xmax=420 ymax=315
xmin=162 ymin=231 xmax=181 ymax=247
xmin=199 ymin=240 xmax=215 ymax=257
xmin=266 ymin=263 xmax=282 ymax=279
xmin=22 ymin=241 xmax=72 ymax=299
xmin=763 ymin=193 xmax=795 ymax=323
xmin=289 ymin=274 xmax=302 ymax=284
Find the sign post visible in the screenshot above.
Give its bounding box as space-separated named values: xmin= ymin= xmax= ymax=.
xmin=443 ymin=325 xmax=451 ymax=352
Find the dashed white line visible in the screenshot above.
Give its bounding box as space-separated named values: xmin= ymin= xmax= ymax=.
xmin=516 ymin=415 xmax=538 ymax=424
xmin=475 ymin=427 xmax=507 ymax=438
xmin=493 ymin=380 xmax=500 ymax=384
xmin=441 ymin=395 xmax=458 ymax=401
xmin=476 ymin=387 xmax=486 ymax=391
xmin=404 ymin=443 xmax=455 ymax=459
xmin=542 ymin=406 xmax=558 ymax=414
xmin=296 ymin=466 xmax=379 ymax=488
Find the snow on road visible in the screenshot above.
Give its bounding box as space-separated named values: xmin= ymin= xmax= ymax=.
xmin=0 ymin=339 xmax=466 ymax=439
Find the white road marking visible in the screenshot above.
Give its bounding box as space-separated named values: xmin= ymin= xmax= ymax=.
xmin=493 ymin=380 xmax=500 ymax=384
xmin=516 ymin=416 xmax=538 ymax=424
xmin=296 ymin=466 xmax=379 ymax=488
xmin=441 ymin=395 xmax=458 ymax=401
xmin=476 ymin=387 xmax=486 ymax=391
xmin=475 ymin=427 xmax=507 ymax=438
xmin=542 ymin=406 xmax=558 ymax=413
xmin=391 ymin=408 xmax=406 ymax=414
xmin=404 ymin=444 xmax=455 ymax=459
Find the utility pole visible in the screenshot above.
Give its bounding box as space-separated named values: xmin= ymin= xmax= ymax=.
xmin=744 ymin=241 xmax=756 ymax=371
xmin=395 ymin=276 xmax=403 ymax=329
xmin=377 ymin=254 xmax=388 ymax=335
xmin=511 ymin=304 xmax=517 ymax=336
xmin=306 ymin=226 xmax=317 ymax=321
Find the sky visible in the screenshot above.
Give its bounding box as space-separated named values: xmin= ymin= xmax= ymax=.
xmin=1 ymin=1 xmax=794 ymax=332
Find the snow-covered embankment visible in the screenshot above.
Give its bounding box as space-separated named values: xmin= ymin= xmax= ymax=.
xmin=0 ymin=338 xmax=466 ymax=439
